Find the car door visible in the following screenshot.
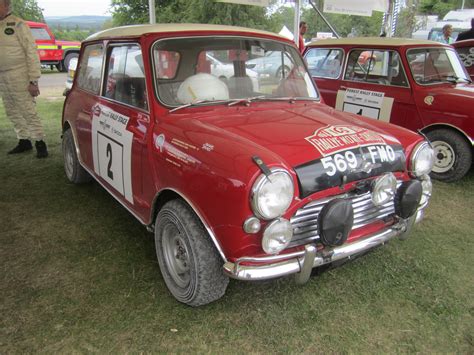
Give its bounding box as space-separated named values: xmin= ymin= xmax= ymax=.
xmin=336 ymin=48 xmax=416 ymax=126
xmin=91 ymin=43 xmax=152 ymax=216
xmin=304 ymin=47 xmax=344 ymax=107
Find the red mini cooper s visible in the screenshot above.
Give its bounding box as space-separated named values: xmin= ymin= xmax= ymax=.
xmin=304 ymin=38 xmax=473 ymax=182
xmin=62 ymin=25 xmax=434 ymax=306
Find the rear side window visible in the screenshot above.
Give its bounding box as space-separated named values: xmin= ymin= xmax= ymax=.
xmin=344 ymin=49 xmax=408 ymax=87
xmin=76 ymin=44 xmax=104 ymax=94
xmin=305 ymin=48 xmax=343 ymax=79
xmin=104 ymin=44 xmax=148 ymax=110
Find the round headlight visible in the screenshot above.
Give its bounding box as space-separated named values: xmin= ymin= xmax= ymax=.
xmin=251 ymin=169 xmax=294 ymax=220
xmin=262 ymin=218 xmax=293 ymax=255
xmin=372 ymin=173 xmax=397 ymax=206
xmin=411 ymin=141 xmax=435 ymax=177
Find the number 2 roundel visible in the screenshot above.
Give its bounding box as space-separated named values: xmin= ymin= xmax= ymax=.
xmin=91 ymin=104 xmax=134 ymax=204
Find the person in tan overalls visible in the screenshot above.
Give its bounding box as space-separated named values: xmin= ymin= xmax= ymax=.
xmin=0 ymin=0 xmax=48 ymax=158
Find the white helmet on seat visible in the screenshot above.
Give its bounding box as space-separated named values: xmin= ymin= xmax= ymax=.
xmin=177 ymin=73 xmax=229 ymax=104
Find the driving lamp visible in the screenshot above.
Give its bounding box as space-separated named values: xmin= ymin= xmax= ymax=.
xmin=371 ymin=173 xmax=397 ymax=206
xmin=251 ymin=170 xmax=294 ymax=220
xmin=262 ymin=218 xmax=293 ymax=254
xmin=411 ymin=141 xmax=435 ymax=177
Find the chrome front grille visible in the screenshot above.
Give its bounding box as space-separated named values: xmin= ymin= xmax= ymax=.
xmin=289 ymin=190 xmax=397 ymax=248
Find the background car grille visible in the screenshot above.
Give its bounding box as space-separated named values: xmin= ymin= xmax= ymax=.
xmin=288 ymin=189 xmax=397 ymax=249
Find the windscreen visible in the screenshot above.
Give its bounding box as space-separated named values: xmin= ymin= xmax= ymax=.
xmin=152 ymin=37 xmax=318 ymax=106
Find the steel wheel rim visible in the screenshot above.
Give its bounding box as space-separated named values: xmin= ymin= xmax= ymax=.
xmin=162 ymin=224 xmax=191 ymax=288
xmin=432 ymin=140 xmax=455 ymax=173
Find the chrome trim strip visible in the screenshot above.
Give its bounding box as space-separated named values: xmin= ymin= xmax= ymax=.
xmin=223 ymin=217 xmax=413 ymax=281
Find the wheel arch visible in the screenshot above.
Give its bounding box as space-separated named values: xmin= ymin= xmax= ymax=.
xmin=421 ymin=123 xmax=474 ymax=148
xmin=150 ymin=188 xmax=227 ymax=262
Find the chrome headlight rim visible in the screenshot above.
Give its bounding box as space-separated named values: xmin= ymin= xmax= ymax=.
xmin=410 ymin=141 xmax=435 ymax=177
xmin=251 ymin=168 xmax=294 ymax=221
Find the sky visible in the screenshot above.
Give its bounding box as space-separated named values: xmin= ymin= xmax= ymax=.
xmin=37 ymin=0 xmax=112 ymax=17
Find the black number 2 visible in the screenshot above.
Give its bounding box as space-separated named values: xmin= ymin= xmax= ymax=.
xmin=106 ymin=143 xmax=114 ymax=180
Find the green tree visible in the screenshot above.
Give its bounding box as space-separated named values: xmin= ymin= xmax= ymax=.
xmin=111 ymin=0 xmax=270 ymax=29
xmin=12 ymin=0 xmax=45 ymax=22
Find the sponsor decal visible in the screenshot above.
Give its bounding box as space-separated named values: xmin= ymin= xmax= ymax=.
xmin=202 ymin=143 xmax=214 ymax=152
xmin=6 ymin=22 xmax=16 ymax=26
xmin=4 ymin=28 xmax=14 ymax=35
xmin=305 ymin=125 xmax=386 ymax=156
xmin=424 ymin=95 xmax=434 ymax=106
xmin=91 ymin=104 xmax=134 ymax=203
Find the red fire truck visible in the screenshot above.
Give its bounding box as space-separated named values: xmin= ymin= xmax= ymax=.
xmin=26 ymin=20 xmax=81 ymax=72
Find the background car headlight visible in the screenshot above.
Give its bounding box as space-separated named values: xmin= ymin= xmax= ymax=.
xmin=262 ymin=218 xmax=293 ymax=254
xmin=251 ymin=169 xmax=294 ymax=220
xmin=411 ymin=141 xmax=435 ymax=177
xmin=372 ymin=173 xmax=397 ymax=206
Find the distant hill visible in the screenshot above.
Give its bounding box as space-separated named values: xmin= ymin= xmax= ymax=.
xmin=45 ymin=16 xmax=111 ymax=30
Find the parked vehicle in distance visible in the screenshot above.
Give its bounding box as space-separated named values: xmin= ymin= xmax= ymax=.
xmin=246 ymin=50 xmax=294 ymax=80
xmin=305 ymin=37 xmax=473 ymax=182
xmin=27 ymin=21 xmax=81 ymax=72
xmin=62 ymin=24 xmax=434 ymax=306
xmin=453 ymin=39 xmax=474 ymax=81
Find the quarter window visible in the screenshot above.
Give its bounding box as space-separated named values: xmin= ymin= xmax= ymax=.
xmin=344 ymin=49 xmax=408 ymax=87
xmin=305 ymin=48 xmax=343 ymax=79
xmin=76 ymin=44 xmax=104 ymax=94
xmin=104 ymin=44 xmax=148 ymax=110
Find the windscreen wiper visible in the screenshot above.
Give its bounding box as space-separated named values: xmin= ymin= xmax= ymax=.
xmin=169 ymin=99 xmax=232 ymax=113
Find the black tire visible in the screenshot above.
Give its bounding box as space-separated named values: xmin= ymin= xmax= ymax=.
xmin=62 ymin=52 xmax=79 ymax=73
xmin=155 ymin=199 xmax=229 ymax=306
xmin=276 ymin=65 xmax=290 ymax=79
xmin=62 ymin=129 xmax=92 ymax=184
xmin=426 ymin=129 xmax=472 ymax=182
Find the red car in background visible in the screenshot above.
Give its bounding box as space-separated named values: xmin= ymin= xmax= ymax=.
xmin=27 ymin=21 xmax=80 ymax=72
xmin=305 ymin=37 xmax=473 ymax=182
xmin=453 ymin=39 xmax=474 ymax=81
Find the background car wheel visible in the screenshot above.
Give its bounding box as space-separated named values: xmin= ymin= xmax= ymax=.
xmin=62 ymin=53 xmax=79 ymax=73
xmin=155 ymin=199 xmax=229 ymax=306
xmin=426 ymin=129 xmax=472 ymax=182
xmin=62 ymin=129 xmax=92 ymax=184
xmin=276 ymin=65 xmax=290 ymax=79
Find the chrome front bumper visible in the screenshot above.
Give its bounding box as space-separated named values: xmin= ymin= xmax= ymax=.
xmin=223 ymin=212 xmax=421 ymax=283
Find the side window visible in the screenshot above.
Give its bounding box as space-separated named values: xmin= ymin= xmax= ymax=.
xmin=77 ymin=44 xmax=104 ymax=94
xmin=305 ymin=48 xmax=343 ymax=79
xmin=344 ymin=49 xmax=408 ymax=87
xmin=30 ymin=27 xmax=52 ymax=40
xmin=104 ymin=44 xmax=148 ymax=110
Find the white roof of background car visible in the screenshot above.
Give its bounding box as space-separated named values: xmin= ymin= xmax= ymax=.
xmin=307 ymin=37 xmax=450 ymax=47
xmin=86 ymin=23 xmax=287 ymax=41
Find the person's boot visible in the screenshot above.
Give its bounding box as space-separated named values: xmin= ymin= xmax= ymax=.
xmin=35 ymin=140 xmax=49 ymax=158
xmin=7 ymin=139 xmax=33 ymax=154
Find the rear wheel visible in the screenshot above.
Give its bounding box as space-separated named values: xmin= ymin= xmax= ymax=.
xmin=155 ymin=199 xmax=229 ymax=306
xmin=62 ymin=129 xmax=91 ymax=184
xmin=427 ymin=129 xmax=472 ymax=182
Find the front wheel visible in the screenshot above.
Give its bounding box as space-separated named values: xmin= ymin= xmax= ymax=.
xmin=427 ymin=129 xmax=472 ymax=182
xmin=155 ymin=199 xmax=229 ymax=306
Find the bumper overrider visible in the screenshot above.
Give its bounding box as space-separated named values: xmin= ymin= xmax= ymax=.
xmin=224 ymin=176 xmax=431 ymax=284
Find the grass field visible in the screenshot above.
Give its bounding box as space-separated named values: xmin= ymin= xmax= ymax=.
xmin=1 ymin=97 xmax=473 ymax=353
